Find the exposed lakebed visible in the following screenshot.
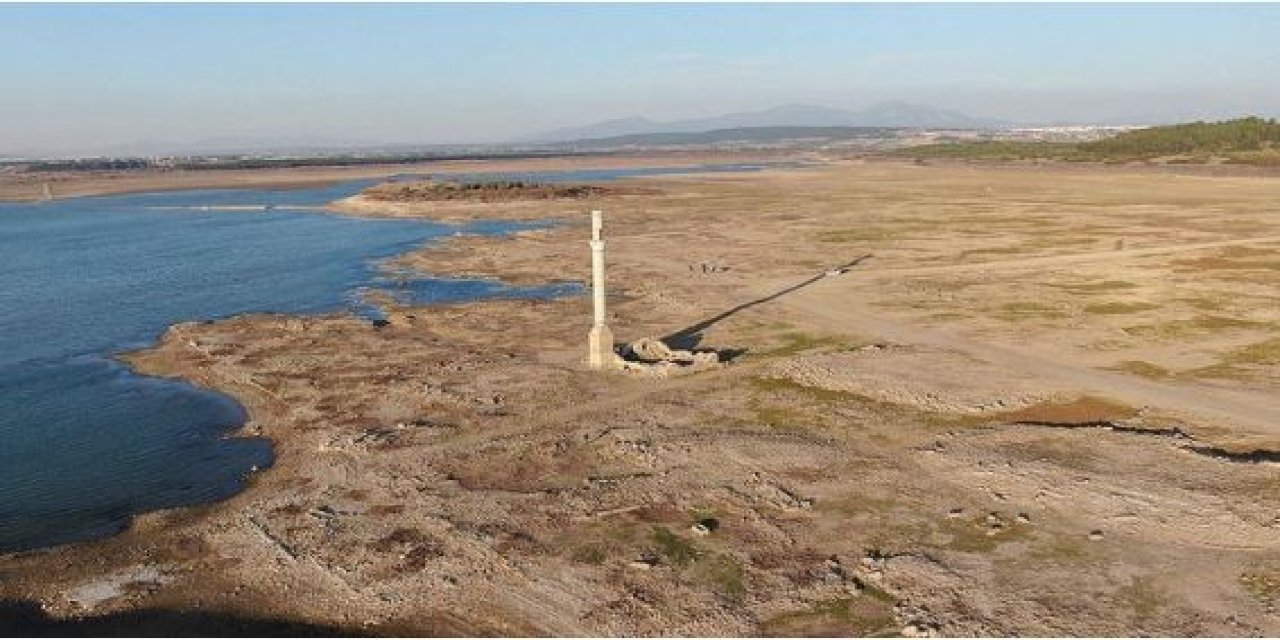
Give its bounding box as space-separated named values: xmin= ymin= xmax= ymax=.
xmin=0 ymin=164 xmax=777 ymax=553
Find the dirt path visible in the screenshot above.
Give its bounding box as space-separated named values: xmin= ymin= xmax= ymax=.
xmin=768 ymin=274 xmax=1280 ymax=438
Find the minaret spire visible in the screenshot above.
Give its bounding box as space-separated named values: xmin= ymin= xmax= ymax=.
xmin=587 ymin=210 xmax=616 ymax=369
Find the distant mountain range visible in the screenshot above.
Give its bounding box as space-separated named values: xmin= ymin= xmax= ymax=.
xmin=545 ymin=126 xmax=909 ymax=149
xmin=517 ymin=102 xmax=1006 ymax=143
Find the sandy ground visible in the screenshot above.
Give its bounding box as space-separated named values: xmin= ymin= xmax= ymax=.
xmin=3 ymin=159 xmax=1280 ymax=636
xmin=0 ymin=151 xmax=800 ymax=203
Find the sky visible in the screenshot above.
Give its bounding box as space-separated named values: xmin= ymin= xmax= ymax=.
xmin=2 ymin=3 xmax=1279 ymax=156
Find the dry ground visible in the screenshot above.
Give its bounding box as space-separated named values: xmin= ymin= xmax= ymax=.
xmin=0 ymin=151 xmax=796 ymax=202
xmin=3 ymin=159 xmax=1279 ymax=636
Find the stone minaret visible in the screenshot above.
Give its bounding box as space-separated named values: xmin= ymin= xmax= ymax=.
xmin=587 ymin=210 xmax=615 ymax=369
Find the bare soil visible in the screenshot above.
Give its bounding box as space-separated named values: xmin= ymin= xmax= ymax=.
xmin=3 ymin=158 xmax=1279 ymax=636
xmin=0 ymin=151 xmax=795 ymax=203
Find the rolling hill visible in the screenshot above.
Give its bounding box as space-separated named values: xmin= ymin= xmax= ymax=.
xmin=518 ymin=102 xmax=1003 ymax=143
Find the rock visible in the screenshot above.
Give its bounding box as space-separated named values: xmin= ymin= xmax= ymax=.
xmin=1016 ymin=512 xmax=1031 ymax=524
xmin=1088 ymin=529 xmax=1104 ymax=541
xmin=690 ymin=523 xmax=711 ymax=537
xmin=620 ymin=337 xmax=720 ymax=372
xmin=629 ymin=553 xmax=660 ymax=570
xmin=947 ymin=508 xmax=964 ymax=519
xmin=697 ymin=517 xmax=720 ymax=532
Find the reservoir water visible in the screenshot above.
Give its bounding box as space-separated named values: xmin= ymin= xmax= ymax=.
xmin=0 ymin=164 xmax=776 ymax=553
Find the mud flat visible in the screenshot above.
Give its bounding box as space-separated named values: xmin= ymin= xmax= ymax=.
xmin=4 ymin=159 xmax=1280 ymax=635
xmin=0 ymin=151 xmax=798 ymax=203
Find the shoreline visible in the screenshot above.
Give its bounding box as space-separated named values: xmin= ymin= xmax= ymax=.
xmin=5 ymin=160 xmax=1280 ymax=635
xmin=11 ymin=150 xmax=1280 ymax=205
xmin=2 ymin=159 xmax=748 ymax=553
xmin=0 ymin=150 xmax=804 ymax=203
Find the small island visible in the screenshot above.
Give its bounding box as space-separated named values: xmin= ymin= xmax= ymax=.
xmin=360 ymin=179 xmax=656 ymax=203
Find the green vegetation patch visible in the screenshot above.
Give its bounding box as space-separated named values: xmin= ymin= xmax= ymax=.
xmin=893 ymin=140 xmax=1078 ymax=161
xmin=761 ymin=593 xmax=897 ymax=637
xmin=747 ymin=376 xmax=866 ymax=431
xmin=1115 ymin=575 xmax=1167 ymax=624
xmin=938 ymin=515 xmax=1031 ymax=553
xmin=894 ymin=117 xmax=1280 ymax=164
xmin=693 ymin=553 xmax=747 ymax=600
xmin=757 ymin=331 xmax=850 ymax=358
xmin=650 ymin=525 xmax=701 ymax=567
xmin=649 ymin=526 xmax=749 ymax=601
xmin=750 ymin=375 xmax=863 ymax=405
xmin=361 ymin=179 xmax=639 ymax=203
xmin=1081 ymin=117 xmax=1280 ymax=157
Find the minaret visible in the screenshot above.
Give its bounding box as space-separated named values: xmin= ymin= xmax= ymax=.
xmin=587 ymin=210 xmax=616 ymax=369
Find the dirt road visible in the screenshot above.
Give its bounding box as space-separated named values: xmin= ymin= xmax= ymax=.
xmin=771 ymin=250 xmax=1280 ymax=438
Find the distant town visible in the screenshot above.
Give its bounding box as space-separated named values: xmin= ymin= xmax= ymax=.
xmin=0 ymin=124 xmax=1141 ymax=172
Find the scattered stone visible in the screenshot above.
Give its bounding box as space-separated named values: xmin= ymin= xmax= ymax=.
xmin=65 ymin=566 xmax=172 ymax=610
xmin=697 ymin=517 xmax=720 ymax=532
xmin=628 ymin=554 xmax=660 ymax=570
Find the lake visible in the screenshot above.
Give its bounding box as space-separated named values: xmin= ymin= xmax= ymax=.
xmin=0 ymin=164 xmax=775 ymax=553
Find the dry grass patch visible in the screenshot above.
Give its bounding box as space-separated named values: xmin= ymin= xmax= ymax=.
xmin=1232 ymin=337 xmax=1280 ymax=365
xmin=1051 ymin=280 xmax=1139 ymax=294
xmin=996 ymin=302 xmax=1069 ymax=321
xmin=1110 ymin=360 xmax=1174 ymax=380
xmin=1122 ymin=315 xmax=1272 ymax=340
xmin=1084 ymin=301 xmax=1161 ymax=315
xmin=1241 ymin=569 xmax=1280 ymax=609
xmin=995 ymin=396 xmax=1138 ymax=425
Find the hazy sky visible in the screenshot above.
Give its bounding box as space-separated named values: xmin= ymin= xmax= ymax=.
xmin=3 ymin=3 xmax=1279 ymax=155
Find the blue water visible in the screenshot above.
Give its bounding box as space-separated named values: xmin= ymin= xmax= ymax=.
xmin=0 ymin=163 xmax=783 ymax=553
xmin=0 ymin=179 xmax=546 ymax=553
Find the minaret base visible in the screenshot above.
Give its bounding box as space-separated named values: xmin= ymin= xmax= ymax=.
xmin=588 ymin=324 xmax=617 ymax=370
